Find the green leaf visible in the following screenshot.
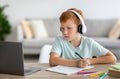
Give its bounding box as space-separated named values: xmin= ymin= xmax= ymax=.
xmin=0 ymin=5 xmax=11 ymax=41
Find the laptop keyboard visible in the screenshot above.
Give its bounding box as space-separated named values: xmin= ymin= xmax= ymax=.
xmin=24 ymin=66 xmax=41 ymax=75
xmin=24 ymin=66 xmax=33 ymax=73
xmin=24 ymin=68 xmax=32 ymax=73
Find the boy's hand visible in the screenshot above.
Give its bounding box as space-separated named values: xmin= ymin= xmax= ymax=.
xmin=77 ymin=59 xmax=90 ymax=68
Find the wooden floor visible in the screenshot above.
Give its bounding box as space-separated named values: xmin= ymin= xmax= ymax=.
xmin=24 ymin=55 xmax=39 ymax=63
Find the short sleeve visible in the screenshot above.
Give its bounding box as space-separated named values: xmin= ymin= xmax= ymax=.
xmin=91 ymin=39 xmax=109 ymax=57
xmin=50 ymin=37 xmax=62 ymax=56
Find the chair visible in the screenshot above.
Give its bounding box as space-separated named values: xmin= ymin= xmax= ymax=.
xmin=39 ymin=45 xmax=52 ymax=63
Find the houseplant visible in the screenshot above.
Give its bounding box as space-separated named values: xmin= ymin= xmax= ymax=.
xmin=0 ymin=5 xmax=11 ymax=41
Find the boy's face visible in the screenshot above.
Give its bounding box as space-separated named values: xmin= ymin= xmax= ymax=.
xmin=60 ymin=19 xmax=79 ymax=41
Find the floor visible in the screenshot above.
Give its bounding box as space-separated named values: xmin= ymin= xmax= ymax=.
xmin=24 ymin=55 xmax=39 ymax=63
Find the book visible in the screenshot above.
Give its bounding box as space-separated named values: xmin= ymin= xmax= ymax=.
xmin=108 ymin=68 xmax=120 ymax=78
xmin=111 ymin=64 xmax=120 ymax=70
xmin=46 ymin=65 xmax=94 ymax=75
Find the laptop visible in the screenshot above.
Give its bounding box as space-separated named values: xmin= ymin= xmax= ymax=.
xmin=0 ymin=41 xmax=41 ymax=76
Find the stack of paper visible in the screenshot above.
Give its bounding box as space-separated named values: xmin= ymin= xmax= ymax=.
xmin=108 ymin=64 xmax=120 ymax=77
xmin=46 ymin=65 xmax=94 ymax=75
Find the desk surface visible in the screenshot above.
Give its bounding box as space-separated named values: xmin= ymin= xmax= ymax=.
xmin=0 ymin=63 xmax=119 ymax=79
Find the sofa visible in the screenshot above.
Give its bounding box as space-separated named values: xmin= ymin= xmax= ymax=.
xmin=16 ymin=18 xmax=60 ymax=55
xmin=84 ymin=19 xmax=120 ymax=60
xmin=16 ymin=18 xmax=120 ymax=60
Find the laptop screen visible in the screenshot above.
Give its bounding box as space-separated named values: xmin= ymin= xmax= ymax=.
xmin=0 ymin=41 xmax=41 ymax=76
xmin=0 ymin=41 xmax=25 ymax=75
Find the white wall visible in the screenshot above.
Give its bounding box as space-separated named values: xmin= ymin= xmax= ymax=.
xmin=0 ymin=0 xmax=120 ymax=41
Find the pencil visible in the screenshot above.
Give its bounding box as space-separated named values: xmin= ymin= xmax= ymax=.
xmin=89 ymin=71 xmax=105 ymax=78
xmin=99 ymin=72 xmax=108 ymax=79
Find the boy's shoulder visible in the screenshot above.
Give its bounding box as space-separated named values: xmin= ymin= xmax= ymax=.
xmin=82 ymin=36 xmax=93 ymax=40
xmin=82 ymin=36 xmax=95 ymax=43
xmin=55 ymin=36 xmax=66 ymax=42
xmin=56 ymin=36 xmax=63 ymax=40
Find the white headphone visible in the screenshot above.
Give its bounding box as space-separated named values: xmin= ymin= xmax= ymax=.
xmin=67 ymin=10 xmax=87 ymax=34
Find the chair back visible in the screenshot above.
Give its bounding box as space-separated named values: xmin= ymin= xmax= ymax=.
xmin=39 ymin=45 xmax=52 ymax=63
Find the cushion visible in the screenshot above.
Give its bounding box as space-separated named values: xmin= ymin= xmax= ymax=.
xmin=30 ymin=20 xmax=48 ymax=39
xmin=21 ymin=20 xmax=34 ymax=39
xmin=108 ymin=20 xmax=120 ymax=40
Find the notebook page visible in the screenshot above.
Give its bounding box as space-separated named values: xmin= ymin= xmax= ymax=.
xmin=46 ymin=65 xmax=94 ymax=75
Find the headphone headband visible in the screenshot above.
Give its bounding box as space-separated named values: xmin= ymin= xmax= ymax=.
xmin=67 ymin=10 xmax=87 ymax=34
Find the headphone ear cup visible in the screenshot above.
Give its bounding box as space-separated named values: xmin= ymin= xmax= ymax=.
xmin=78 ymin=25 xmax=83 ymax=34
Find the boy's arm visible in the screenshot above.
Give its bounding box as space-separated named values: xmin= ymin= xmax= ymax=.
xmin=89 ymin=51 xmax=117 ymax=64
xmin=49 ymin=52 xmax=78 ymax=67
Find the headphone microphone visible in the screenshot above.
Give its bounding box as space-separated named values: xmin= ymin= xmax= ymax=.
xmin=67 ymin=10 xmax=87 ymax=34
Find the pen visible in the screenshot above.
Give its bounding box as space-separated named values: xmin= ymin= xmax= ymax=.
xmin=75 ymin=52 xmax=83 ymax=59
xmin=77 ymin=71 xmax=96 ymax=74
xmin=99 ymin=72 xmax=108 ymax=79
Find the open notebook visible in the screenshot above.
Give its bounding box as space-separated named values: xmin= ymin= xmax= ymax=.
xmin=46 ymin=65 xmax=94 ymax=75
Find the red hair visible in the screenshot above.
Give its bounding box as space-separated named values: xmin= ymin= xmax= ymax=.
xmin=59 ymin=8 xmax=84 ymax=26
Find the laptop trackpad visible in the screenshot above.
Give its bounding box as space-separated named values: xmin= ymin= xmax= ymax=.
xmin=24 ymin=66 xmax=41 ymax=75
